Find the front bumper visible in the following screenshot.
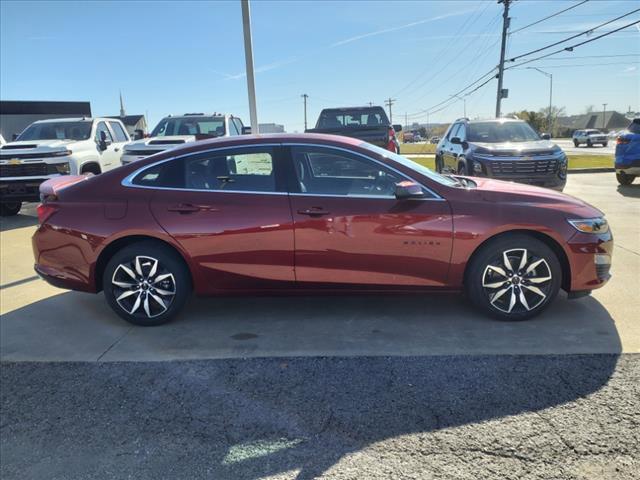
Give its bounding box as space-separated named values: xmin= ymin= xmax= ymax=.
xmin=0 ymin=179 xmax=45 ymax=202
xmin=566 ymin=229 xmax=613 ymax=292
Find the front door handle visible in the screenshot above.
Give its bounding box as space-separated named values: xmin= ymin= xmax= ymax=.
xmin=298 ymin=208 xmax=330 ymax=217
xmin=168 ymin=203 xmax=201 ymax=214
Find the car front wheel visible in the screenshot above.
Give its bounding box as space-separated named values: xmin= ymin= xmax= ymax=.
xmin=616 ymin=172 xmax=636 ymax=186
xmin=0 ymin=201 xmax=21 ymax=216
xmin=573 ymin=139 xmax=579 ymax=147
xmin=103 ymin=241 xmax=191 ymax=326
xmin=466 ymin=235 xmax=561 ymax=321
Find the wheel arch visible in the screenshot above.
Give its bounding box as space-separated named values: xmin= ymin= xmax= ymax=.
xmin=94 ymin=235 xmax=194 ymax=292
xmin=463 ymin=229 xmax=571 ymax=292
xmin=80 ymin=161 xmax=102 ymax=174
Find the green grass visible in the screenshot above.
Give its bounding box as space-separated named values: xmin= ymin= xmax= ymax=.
xmin=405 ymin=154 xmax=612 ymax=172
xmin=399 ymin=143 xmax=436 ymax=155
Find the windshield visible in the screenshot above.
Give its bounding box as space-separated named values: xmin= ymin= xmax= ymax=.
xmin=18 ymin=121 xmax=92 ymax=141
xmin=317 ymin=107 xmax=389 ymax=129
xmin=359 ymin=142 xmax=459 ymax=187
xmin=151 ymin=116 xmax=225 ymax=137
xmin=586 ymin=130 xmax=602 ymax=135
xmin=467 ymin=121 xmax=541 ymax=143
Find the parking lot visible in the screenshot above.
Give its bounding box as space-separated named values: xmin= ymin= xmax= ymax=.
xmin=1 ymin=172 xmax=639 ymax=479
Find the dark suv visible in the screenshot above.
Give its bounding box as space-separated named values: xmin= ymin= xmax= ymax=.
xmin=435 ymin=118 xmax=568 ymax=191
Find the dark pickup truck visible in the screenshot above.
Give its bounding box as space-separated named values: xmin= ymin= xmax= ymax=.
xmin=305 ymin=106 xmax=402 ymax=153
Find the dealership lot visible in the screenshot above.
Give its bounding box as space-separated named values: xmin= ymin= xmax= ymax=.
xmin=1 ymin=172 xmax=638 ymax=360
xmin=1 ymin=172 xmax=639 ymax=478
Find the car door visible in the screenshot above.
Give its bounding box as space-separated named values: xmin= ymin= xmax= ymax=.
xmin=94 ymin=121 xmax=119 ymax=171
xmin=107 ymin=121 xmax=130 ymax=164
xmin=138 ymin=144 xmax=295 ymax=292
xmin=286 ymin=145 xmax=453 ymax=288
xmin=442 ymin=123 xmax=460 ymax=172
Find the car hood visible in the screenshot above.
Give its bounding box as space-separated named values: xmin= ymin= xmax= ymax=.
xmin=472 ymin=139 xmax=558 ymax=152
xmin=127 ymin=135 xmax=196 ymax=148
xmin=0 ymin=139 xmax=76 ymax=151
xmin=469 ymin=177 xmax=603 ymax=217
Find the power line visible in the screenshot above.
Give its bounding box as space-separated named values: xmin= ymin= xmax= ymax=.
xmin=510 ymin=0 xmax=589 ymax=35
xmin=505 ymin=18 xmax=640 ymax=69
xmin=506 ymin=9 xmax=640 ymax=63
xmin=512 ymin=61 xmax=640 ymax=69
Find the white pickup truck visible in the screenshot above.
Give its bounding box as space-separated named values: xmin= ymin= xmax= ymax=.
xmin=0 ymin=117 xmax=129 ymax=216
xmin=121 ymin=113 xmax=247 ymax=165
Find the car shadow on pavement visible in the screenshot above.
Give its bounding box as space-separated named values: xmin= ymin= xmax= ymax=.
xmin=0 ymin=292 xmax=623 ymax=479
xmin=0 ymin=211 xmax=38 ymax=232
xmin=617 ymin=184 xmax=640 ymax=198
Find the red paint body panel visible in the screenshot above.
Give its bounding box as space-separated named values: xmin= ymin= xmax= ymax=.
xmin=31 ymin=133 xmax=612 ymax=298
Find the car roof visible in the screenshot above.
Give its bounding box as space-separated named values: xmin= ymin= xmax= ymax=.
xmin=33 ymin=117 xmax=119 ymax=124
xmin=162 ymin=113 xmax=228 ymax=119
xmin=464 ymin=118 xmax=525 ymax=124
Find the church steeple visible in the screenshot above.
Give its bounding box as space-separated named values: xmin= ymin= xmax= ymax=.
xmin=119 ymin=91 xmax=126 ymax=117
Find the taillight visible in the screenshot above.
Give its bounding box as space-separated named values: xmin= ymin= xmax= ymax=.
xmin=388 ymin=127 xmax=395 ymax=138
xmin=37 ymin=203 xmax=58 ymax=225
xmin=616 ymin=136 xmax=630 ymax=145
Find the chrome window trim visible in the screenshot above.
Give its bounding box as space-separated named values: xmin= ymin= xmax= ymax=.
xmin=121 ymin=141 xmax=445 ymax=201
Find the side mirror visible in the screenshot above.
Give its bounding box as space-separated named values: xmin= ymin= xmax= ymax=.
xmin=450 ymin=136 xmax=462 ymax=145
xmin=242 ymin=126 xmax=252 ymax=135
xmin=395 ymin=181 xmax=425 ymax=200
xmin=393 ymin=124 xmax=402 ymax=133
xmin=541 ymin=133 xmax=551 ymax=140
xmin=98 ymin=130 xmax=111 ymax=151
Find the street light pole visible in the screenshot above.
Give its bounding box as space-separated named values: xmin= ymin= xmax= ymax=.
xmin=602 ymin=103 xmax=607 ymax=130
xmin=241 ymin=0 xmax=258 ymax=134
xmin=527 ymin=67 xmax=553 ymax=133
xmin=495 ymin=0 xmax=511 ymax=118
xmin=301 ymin=94 xmax=308 ymax=131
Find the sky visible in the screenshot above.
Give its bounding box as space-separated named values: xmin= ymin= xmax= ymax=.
xmin=1 ymin=0 xmax=638 ymax=132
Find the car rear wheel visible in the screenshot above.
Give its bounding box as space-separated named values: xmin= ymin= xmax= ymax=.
xmin=0 ymin=201 xmax=21 ymax=216
xmin=103 ymin=241 xmax=191 ymax=326
xmin=466 ymin=235 xmax=561 ymax=321
xmin=602 ymin=142 xmax=608 ymax=147
xmin=587 ymin=139 xmax=593 ymax=147
xmin=616 ymin=172 xmax=636 ymax=186
xmin=435 ymin=155 xmax=443 ymax=173
xmin=573 ymin=139 xmax=579 ymax=147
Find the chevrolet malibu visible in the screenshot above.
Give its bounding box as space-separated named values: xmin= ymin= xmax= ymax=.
xmin=32 ymin=133 xmax=612 ymax=326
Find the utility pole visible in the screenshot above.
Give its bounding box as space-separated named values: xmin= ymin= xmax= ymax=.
xmin=241 ymin=0 xmax=258 ymax=134
xmin=385 ymin=98 xmax=396 ymax=123
xmin=495 ymin=0 xmax=511 ymax=118
xmin=405 ymin=112 xmax=408 ymax=132
xmin=602 ymin=103 xmax=607 ymax=130
xmin=301 ymin=94 xmax=308 ymax=130
xmin=368 ymin=102 xmax=373 ymax=107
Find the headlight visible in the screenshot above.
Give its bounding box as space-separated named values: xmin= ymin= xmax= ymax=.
xmin=568 ymin=217 xmax=609 ymax=234
xmin=473 ymin=162 xmax=483 ymax=174
xmin=54 ymin=162 xmax=71 ymax=174
xmin=51 ymin=150 xmax=72 ymax=157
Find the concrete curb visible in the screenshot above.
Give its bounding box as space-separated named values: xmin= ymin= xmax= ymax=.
xmin=569 ymin=168 xmax=615 ymax=174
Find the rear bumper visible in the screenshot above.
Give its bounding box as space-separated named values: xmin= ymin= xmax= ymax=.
xmin=34 ymin=264 xmax=94 ymax=292
xmin=0 ymin=179 xmax=45 ymax=202
xmin=615 ymin=158 xmax=640 ymax=175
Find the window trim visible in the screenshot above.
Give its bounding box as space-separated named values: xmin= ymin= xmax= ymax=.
xmin=95 ymin=121 xmax=114 ymax=143
xmin=122 ymin=142 xmax=444 ymax=201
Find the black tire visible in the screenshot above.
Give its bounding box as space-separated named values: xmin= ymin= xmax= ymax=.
xmin=602 ymin=142 xmax=608 ymax=147
xmin=103 ymin=241 xmax=191 ymax=326
xmin=465 ymin=234 xmax=562 ymax=321
xmin=587 ymin=139 xmax=593 ymax=147
xmin=435 ymin=155 xmax=443 ymax=173
xmin=81 ymin=163 xmax=101 ymax=175
xmin=457 ymin=161 xmax=468 ymax=175
xmin=0 ymin=201 xmax=21 ymax=216
xmin=616 ymin=172 xmax=635 ymax=186
xmin=573 ymin=139 xmax=579 ymax=147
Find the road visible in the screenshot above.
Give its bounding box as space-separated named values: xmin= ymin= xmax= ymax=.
xmin=1 ymin=172 xmax=639 ymax=479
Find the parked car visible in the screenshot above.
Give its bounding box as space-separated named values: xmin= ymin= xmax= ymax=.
xmin=572 ymin=129 xmax=608 ymax=147
xmin=615 ymin=118 xmax=640 ymax=186
xmin=435 ymin=118 xmax=568 ymax=191
xmin=430 ymin=136 xmax=440 ymax=144
xmin=305 ymin=106 xmax=401 ymax=153
xmin=0 ymin=117 xmax=129 ymax=216
xmin=121 ymin=113 xmax=246 ymax=165
xmin=33 ymin=133 xmax=612 ymax=326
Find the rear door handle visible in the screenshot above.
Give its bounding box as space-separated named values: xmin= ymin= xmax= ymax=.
xmin=168 ymin=203 xmax=201 ymax=214
xmin=298 ymin=208 xmax=330 ymax=217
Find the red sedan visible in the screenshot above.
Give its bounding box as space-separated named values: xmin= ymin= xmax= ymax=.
xmin=32 ymin=133 xmax=612 ymax=326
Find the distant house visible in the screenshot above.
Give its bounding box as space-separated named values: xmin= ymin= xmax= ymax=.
xmin=106 ymin=114 xmax=147 ymax=137
xmin=0 ymin=100 xmax=91 ymax=140
xmin=258 ymin=123 xmax=285 ymax=133
xmin=559 ymin=111 xmax=630 ymax=132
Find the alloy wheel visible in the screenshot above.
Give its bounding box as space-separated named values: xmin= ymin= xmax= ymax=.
xmin=111 ymin=255 xmax=176 ymax=318
xmin=481 ymin=248 xmax=553 ymax=314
